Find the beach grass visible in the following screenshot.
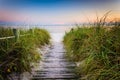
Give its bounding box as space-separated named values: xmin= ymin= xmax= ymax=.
xmin=0 ymin=27 xmax=50 ymax=80
xmin=63 ymin=18 xmax=120 ymax=80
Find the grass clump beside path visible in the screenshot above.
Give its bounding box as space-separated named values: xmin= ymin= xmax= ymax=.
xmin=0 ymin=27 xmax=51 ymax=80
xmin=63 ymin=21 xmax=120 ymax=80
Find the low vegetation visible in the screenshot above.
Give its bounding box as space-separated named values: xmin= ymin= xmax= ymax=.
xmin=0 ymin=27 xmax=50 ymax=80
xmin=63 ymin=18 xmax=120 ymax=79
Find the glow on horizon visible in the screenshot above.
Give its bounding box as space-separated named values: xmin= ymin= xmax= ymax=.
xmin=0 ymin=0 xmax=120 ymax=24
xmin=0 ymin=10 xmax=119 ymax=24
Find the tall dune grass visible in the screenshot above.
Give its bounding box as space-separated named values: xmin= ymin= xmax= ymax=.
xmin=0 ymin=27 xmax=50 ymax=80
xmin=0 ymin=27 xmax=14 ymax=37
xmin=63 ymin=19 xmax=120 ymax=79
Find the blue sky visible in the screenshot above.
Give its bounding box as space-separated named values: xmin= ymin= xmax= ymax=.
xmin=1 ymin=0 xmax=115 ymax=9
xmin=0 ymin=0 xmax=119 ymax=24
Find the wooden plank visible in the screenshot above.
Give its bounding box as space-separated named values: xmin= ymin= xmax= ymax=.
xmin=0 ymin=34 xmax=30 ymax=40
xmin=0 ymin=36 xmax=15 ymax=40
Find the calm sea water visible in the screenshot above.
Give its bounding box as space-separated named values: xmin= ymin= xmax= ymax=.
xmin=41 ymin=26 xmax=73 ymax=42
xmin=50 ymin=33 xmax=65 ymax=42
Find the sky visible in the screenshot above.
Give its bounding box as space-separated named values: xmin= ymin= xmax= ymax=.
xmin=0 ymin=0 xmax=120 ymax=25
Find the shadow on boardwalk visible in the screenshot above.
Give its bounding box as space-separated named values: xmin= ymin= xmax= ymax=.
xmin=31 ymin=42 xmax=79 ymax=80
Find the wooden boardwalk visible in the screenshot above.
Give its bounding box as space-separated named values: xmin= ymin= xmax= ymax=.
xmin=31 ymin=42 xmax=78 ymax=80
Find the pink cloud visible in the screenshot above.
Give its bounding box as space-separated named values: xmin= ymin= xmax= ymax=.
xmin=0 ymin=10 xmax=28 ymax=22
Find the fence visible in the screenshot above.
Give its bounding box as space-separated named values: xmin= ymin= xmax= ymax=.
xmin=0 ymin=28 xmax=34 ymax=67
xmin=0 ymin=29 xmax=33 ymax=41
xmin=0 ymin=28 xmax=34 ymax=80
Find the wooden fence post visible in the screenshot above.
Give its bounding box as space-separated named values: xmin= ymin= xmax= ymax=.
xmin=30 ymin=28 xmax=34 ymax=35
xmin=13 ymin=29 xmax=19 ymax=41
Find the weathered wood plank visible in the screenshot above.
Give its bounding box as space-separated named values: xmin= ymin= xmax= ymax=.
xmin=31 ymin=43 xmax=78 ymax=80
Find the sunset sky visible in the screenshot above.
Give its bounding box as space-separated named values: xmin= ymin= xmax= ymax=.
xmin=0 ymin=0 xmax=120 ymax=25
